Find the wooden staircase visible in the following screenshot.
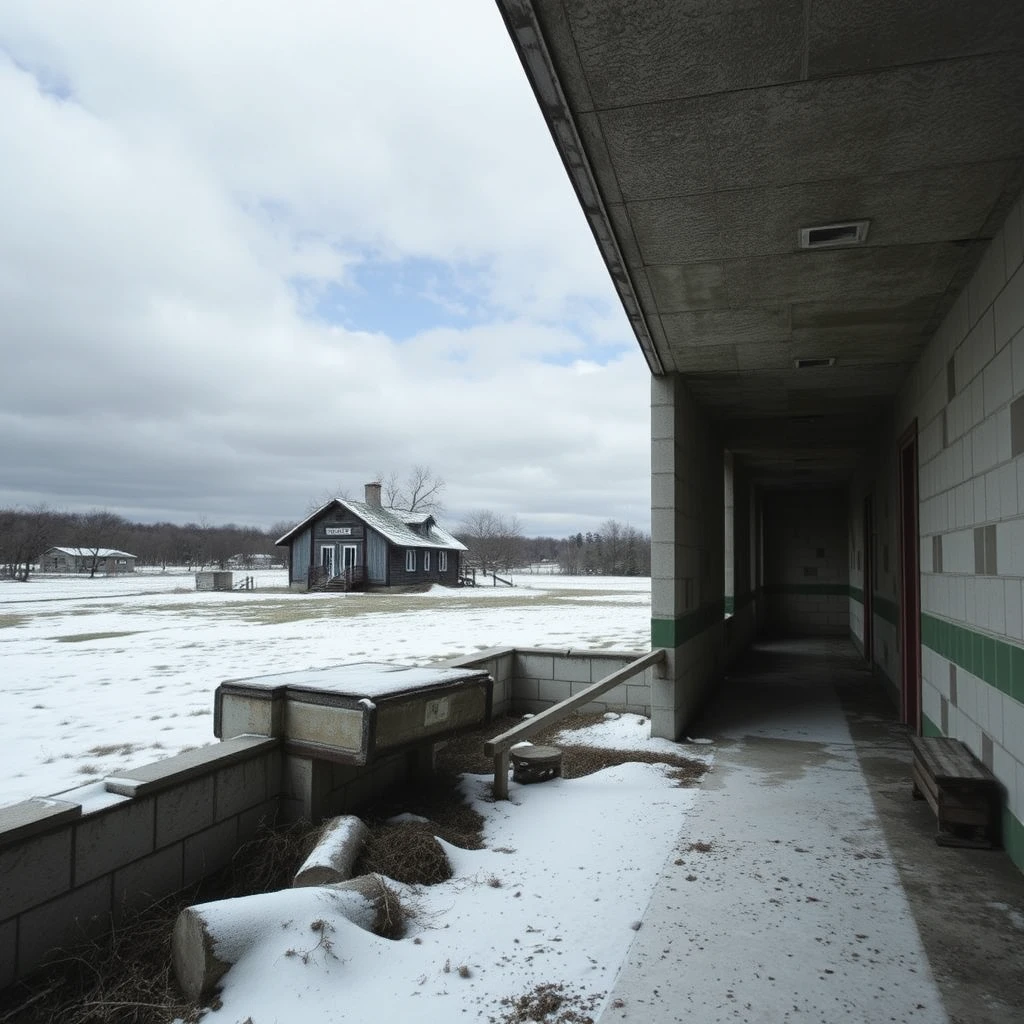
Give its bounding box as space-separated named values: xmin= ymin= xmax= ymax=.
xmin=307 ymin=565 xmax=367 ymax=592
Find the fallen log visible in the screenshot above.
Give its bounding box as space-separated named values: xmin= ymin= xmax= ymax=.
xmin=293 ymin=815 xmax=369 ymax=887
xmin=172 ymin=875 xmax=402 ymax=1002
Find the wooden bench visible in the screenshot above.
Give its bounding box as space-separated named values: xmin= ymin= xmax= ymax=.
xmin=909 ymin=735 xmax=1002 ymax=849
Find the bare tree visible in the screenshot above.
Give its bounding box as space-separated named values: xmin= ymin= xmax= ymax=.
xmin=73 ymin=509 xmax=128 ymax=577
xmin=459 ymin=510 xmax=524 ymax=574
xmin=0 ymin=504 xmax=55 ymax=581
xmin=378 ymin=465 xmax=446 ymax=514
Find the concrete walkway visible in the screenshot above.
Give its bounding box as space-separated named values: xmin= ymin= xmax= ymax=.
xmin=600 ymin=638 xmax=1024 ymax=1024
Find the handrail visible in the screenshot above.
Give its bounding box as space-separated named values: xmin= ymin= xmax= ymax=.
xmin=484 ymin=648 xmax=667 ymax=799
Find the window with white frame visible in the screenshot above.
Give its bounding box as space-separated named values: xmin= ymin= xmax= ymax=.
xmin=439 ymin=551 xmax=448 ymax=572
xmin=424 ymin=551 xmax=430 ymax=571
xmin=405 ymin=550 xmax=415 ymax=572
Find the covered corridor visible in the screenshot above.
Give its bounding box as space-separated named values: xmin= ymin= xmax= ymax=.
xmin=495 ymin=0 xmax=1024 ymax=877
xmin=602 ymin=637 xmax=1024 ymax=1024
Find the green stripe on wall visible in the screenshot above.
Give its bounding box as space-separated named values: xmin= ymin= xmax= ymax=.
xmin=849 ymin=585 xmax=864 ymax=604
xmin=724 ymin=595 xmax=734 ymax=616
xmin=652 ymin=598 xmax=725 ymax=648
xmin=921 ymin=613 xmax=1024 ymax=704
xmin=922 ymin=713 xmax=942 ymax=738
xmin=873 ymin=595 xmax=899 ymax=626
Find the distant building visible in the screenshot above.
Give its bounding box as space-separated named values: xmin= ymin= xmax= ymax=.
xmin=40 ymin=547 xmax=137 ymax=574
xmin=276 ymin=482 xmax=466 ymax=591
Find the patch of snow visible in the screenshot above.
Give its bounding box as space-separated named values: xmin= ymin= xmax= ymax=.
xmin=203 ymin=761 xmax=698 ymax=1024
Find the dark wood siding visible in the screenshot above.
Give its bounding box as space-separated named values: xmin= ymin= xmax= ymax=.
xmin=386 ymin=546 xmax=460 ymax=585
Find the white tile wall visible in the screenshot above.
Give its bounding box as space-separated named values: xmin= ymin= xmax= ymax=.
xmin=853 ymin=189 xmax=1024 ymax=851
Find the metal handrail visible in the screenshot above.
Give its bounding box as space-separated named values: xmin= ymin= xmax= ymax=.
xmin=484 ymin=648 xmax=667 ymax=799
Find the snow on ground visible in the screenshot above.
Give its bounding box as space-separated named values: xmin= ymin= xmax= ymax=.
xmin=0 ymin=572 xmax=651 ymax=806
xmin=196 ymin=751 xmax=702 ymax=1024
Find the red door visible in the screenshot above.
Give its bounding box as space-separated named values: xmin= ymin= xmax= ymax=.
xmin=898 ymin=425 xmax=921 ymax=731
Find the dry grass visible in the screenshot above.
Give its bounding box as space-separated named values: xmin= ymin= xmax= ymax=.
xmin=354 ymin=824 xmax=453 ymax=886
xmin=0 ymin=818 xmax=322 ymax=1024
xmin=490 ymin=981 xmax=604 ymax=1024
xmin=437 ymin=710 xmax=708 ymax=787
xmin=0 ymin=708 xmax=708 ymax=1022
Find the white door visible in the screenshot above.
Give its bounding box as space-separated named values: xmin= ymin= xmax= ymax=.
xmin=342 ymin=544 xmax=359 ymax=570
xmin=319 ymin=544 xmax=335 ymax=576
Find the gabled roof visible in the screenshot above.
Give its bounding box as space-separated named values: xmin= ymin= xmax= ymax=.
xmin=275 ymin=500 xmax=467 ymax=552
xmin=48 ymin=547 xmax=136 ymax=558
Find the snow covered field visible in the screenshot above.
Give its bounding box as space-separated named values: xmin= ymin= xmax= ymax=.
xmin=0 ymin=571 xmax=651 ymax=806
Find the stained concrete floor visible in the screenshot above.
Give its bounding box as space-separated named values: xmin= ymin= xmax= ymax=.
xmin=599 ymin=638 xmax=1024 ymax=1024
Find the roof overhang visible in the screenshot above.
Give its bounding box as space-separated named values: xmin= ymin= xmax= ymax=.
xmin=496 ymin=0 xmax=1024 ymax=486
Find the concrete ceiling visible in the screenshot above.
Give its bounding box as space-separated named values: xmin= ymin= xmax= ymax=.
xmin=497 ymin=0 xmax=1024 ymax=486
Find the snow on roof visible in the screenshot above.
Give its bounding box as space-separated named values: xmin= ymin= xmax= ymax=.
xmin=49 ymin=547 xmax=136 ymax=558
xmin=275 ymin=499 xmax=466 ymax=551
xmin=225 ymin=661 xmax=488 ymax=699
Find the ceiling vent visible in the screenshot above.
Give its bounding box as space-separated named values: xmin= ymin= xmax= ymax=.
xmin=798 ymin=220 xmax=870 ymax=249
xmin=794 ymin=357 xmax=836 ymax=369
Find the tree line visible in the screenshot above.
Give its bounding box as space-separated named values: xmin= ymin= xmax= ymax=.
xmin=456 ymin=514 xmax=650 ymax=577
xmin=0 ymin=506 xmax=284 ymax=580
xmin=1 ymin=502 xmax=650 ymax=581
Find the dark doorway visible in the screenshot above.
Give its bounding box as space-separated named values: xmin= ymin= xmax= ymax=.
xmin=898 ymin=425 xmax=921 ymax=731
xmin=863 ymin=494 xmax=874 ymax=665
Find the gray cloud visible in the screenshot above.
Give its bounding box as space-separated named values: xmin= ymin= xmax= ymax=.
xmin=0 ymin=1 xmax=651 ymax=538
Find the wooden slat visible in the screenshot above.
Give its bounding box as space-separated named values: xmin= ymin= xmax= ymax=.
xmin=908 ymin=736 xmax=994 ymax=783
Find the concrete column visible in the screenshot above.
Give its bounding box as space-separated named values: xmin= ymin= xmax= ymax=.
xmin=650 ymin=374 xmax=725 ymax=739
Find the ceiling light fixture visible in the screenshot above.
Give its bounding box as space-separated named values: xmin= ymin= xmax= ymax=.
xmin=793 ymin=357 xmax=836 ymax=369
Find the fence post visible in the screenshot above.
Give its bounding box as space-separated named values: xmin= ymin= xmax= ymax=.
xmin=493 ymin=749 xmax=510 ymax=800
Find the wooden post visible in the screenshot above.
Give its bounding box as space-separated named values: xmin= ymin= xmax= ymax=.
xmin=493 ymin=749 xmax=510 ymax=800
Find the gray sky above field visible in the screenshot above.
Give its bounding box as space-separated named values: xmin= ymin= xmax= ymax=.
xmin=0 ymin=0 xmax=650 ymax=536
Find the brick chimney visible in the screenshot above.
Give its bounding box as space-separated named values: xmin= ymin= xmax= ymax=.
xmin=365 ymin=481 xmax=382 ymax=507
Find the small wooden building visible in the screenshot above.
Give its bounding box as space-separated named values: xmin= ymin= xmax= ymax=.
xmin=40 ymin=547 xmax=137 ymax=574
xmin=276 ymin=483 xmax=467 ymax=591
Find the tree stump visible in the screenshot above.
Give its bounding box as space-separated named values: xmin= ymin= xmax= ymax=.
xmin=510 ymin=745 xmax=563 ymax=784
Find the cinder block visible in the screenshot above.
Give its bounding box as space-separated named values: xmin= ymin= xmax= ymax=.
xmin=74 ymin=797 xmax=155 ymax=886
xmin=265 ymin=746 xmax=283 ymax=798
xmin=537 ymin=679 xmax=571 ymax=704
xmin=215 ymin=755 xmax=267 ymax=820
xmin=626 ymin=683 xmax=651 ymax=711
xmin=237 ymin=800 xmax=279 ymax=843
xmin=556 ymin=656 xmax=593 ymax=684
xmin=0 ymin=828 xmax=72 ymax=920
xmin=0 ymin=917 xmax=16 ymax=990
xmin=113 ymin=845 xmax=183 ymax=920
xmin=183 ymin=819 xmax=238 ymax=887
xmin=512 ymin=677 xmax=540 ymax=702
xmin=155 ymin=776 xmax=214 ymax=848
xmin=516 ymin=653 xmax=554 ymax=680
xmin=18 ymin=876 xmax=112 ymax=974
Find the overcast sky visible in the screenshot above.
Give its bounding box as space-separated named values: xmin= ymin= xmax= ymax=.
xmin=0 ymin=0 xmax=651 ymax=537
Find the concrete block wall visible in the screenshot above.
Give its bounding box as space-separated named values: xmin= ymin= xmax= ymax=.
xmin=279 ymin=748 xmax=416 ymax=824
xmin=444 ymin=647 xmax=516 ymax=717
xmin=878 ymin=188 xmax=1024 ymax=869
xmin=449 ymin=647 xmax=655 ymax=717
xmin=511 ymin=648 xmax=654 ymax=715
xmin=0 ymin=736 xmax=280 ymax=989
xmin=651 ymin=374 xmax=727 ymax=740
xmin=763 ymin=490 xmax=850 ymax=635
